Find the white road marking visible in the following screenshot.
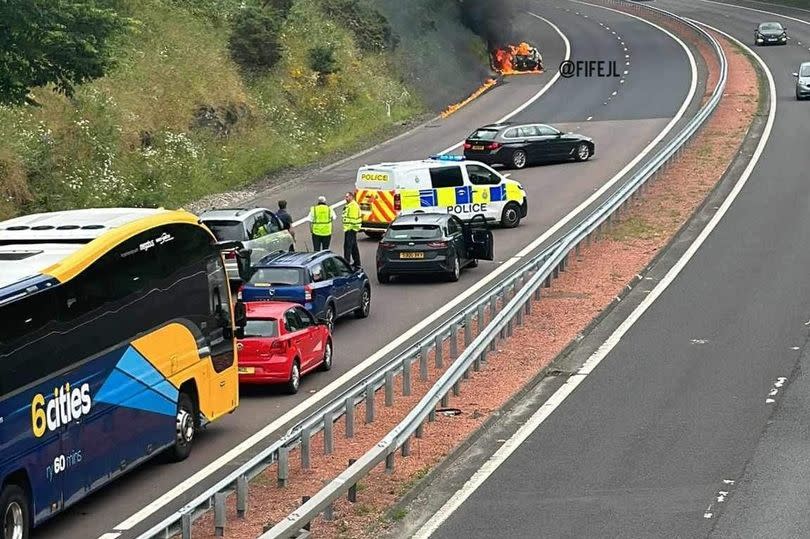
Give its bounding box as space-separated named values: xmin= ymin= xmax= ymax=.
xmin=105 ymin=13 xmax=573 ymax=538
xmin=696 ymin=0 xmax=810 ymax=26
xmin=412 ymin=19 xmax=776 ymax=539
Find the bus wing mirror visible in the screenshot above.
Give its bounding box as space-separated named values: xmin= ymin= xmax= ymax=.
xmin=233 ymin=300 xmax=247 ymax=327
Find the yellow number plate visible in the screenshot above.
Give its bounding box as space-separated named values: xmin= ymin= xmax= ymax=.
xmin=400 ymin=252 xmax=424 ymax=259
xmin=238 ymin=367 xmax=255 ymax=374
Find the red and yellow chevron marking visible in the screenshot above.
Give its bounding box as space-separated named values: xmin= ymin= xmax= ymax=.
xmin=357 ymin=188 xmax=398 ymax=224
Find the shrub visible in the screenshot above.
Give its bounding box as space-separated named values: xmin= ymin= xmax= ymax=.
xmin=320 ymin=0 xmax=396 ymax=53
xmin=308 ymin=44 xmax=339 ymax=83
xmin=228 ymin=5 xmax=284 ymax=72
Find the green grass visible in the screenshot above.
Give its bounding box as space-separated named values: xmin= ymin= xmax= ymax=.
xmin=0 ymin=0 xmax=425 ymax=219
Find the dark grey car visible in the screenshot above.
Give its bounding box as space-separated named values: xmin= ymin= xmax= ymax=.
xmin=794 ymin=62 xmax=810 ymax=100
xmin=463 ymin=122 xmax=595 ymax=169
xmin=755 ymin=22 xmax=787 ymax=45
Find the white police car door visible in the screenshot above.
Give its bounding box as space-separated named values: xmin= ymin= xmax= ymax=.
xmin=464 ymin=163 xmax=507 ymax=223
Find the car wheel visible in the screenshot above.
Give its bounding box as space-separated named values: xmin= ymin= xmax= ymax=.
xmin=501 ymin=202 xmax=522 ymax=228
xmin=169 ymin=392 xmax=196 ymax=462
xmin=511 ymin=150 xmax=528 ymax=169
xmin=354 ymin=286 xmax=371 ymax=318
xmin=447 ymin=255 xmax=461 ymax=282
xmin=324 ymin=304 xmax=336 ymax=333
xmin=377 ymin=272 xmax=390 ymax=284
xmin=320 ymin=339 xmax=333 ymax=371
xmin=286 ymin=360 xmax=301 ymax=394
xmin=574 ymin=142 xmax=591 ymax=162
xmin=1 ymin=485 xmax=30 ymax=539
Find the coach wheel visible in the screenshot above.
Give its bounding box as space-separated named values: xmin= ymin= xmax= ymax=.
xmin=501 ymin=202 xmax=522 ymax=229
xmin=1 ymin=485 xmax=29 ymax=539
xmin=169 ymin=392 xmax=196 ymax=462
xmin=511 ymin=150 xmax=528 ymax=169
xmin=574 ymin=142 xmax=591 ymax=162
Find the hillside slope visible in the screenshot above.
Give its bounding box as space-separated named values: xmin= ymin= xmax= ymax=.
xmin=0 ymin=0 xmax=504 ymax=219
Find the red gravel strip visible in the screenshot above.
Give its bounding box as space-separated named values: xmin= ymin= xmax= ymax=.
xmin=189 ymin=29 xmax=756 ymax=539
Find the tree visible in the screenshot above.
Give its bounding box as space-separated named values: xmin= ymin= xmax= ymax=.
xmin=0 ymin=0 xmax=129 ymax=105
xmin=228 ymin=5 xmax=285 ymax=72
xmin=309 ymin=44 xmax=339 ymax=84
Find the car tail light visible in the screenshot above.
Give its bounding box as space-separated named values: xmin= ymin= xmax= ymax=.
xmin=270 ymin=340 xmax=288 ymax=353
xmin=225 ymin=250 xmax=237 ymax=260
xmin=236 ymin=284 xmax=244 ymax=300
xmin=487 ymin=142 xmax=502 ymax=150
xmin=427 ymin=241 xmax=448 ymax=248
xmin=463 ymin=142 xmax=472 ymax=150
xmin=379 ymin=241 xmax=395 ymax=250
xmin=304 ymin=284 xmax=313 ymax=302
xmin=393 ymin=192 xmax=401 ymax=211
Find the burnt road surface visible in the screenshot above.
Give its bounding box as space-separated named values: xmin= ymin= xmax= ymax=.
xmin=421 ymin=1 xmax=810 ymax=538
xmin=35 ymin=2 xmax=695 ymax=538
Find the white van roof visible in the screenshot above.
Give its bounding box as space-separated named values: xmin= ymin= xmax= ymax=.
xmin=359 ymin=157 xmax=470 ymax=171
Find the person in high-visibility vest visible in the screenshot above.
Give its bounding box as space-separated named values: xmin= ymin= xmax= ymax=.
xmin=342 ymin=191 xmax=362 ymax=267
xmin=309 ymin=195 xmax=336 ymax=251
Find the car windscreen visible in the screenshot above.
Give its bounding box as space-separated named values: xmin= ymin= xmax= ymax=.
xmin=801 ymin=65 xmax=810 ymax=77
xmin=759 ymin=23 xmax=782 ymax=31
xmin=247 ymin=267 xmax=305 ymax=286
xmin=202 ymin=220 xmax=247 ymax=241
xmin=468 ymin=129 xmax=499 ymax=141
xmin=243 ymin=318 xmax=278 ymax=338
xmin=385 ymin=224 xmax=442 ymax=240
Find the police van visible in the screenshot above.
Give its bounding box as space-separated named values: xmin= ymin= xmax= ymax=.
xmin=355 ymin=155 xmax=528 ymax=238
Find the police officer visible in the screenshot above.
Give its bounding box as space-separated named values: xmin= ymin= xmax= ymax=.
xmin=309 ymin=195 xmax=336 ymax=251
xmin=342 ymin=191 xmax=362 ymax=267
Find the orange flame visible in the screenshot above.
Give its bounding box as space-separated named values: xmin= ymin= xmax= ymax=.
xmin=492 ymin=42 xmax=543 ymax=75
xmin=441 ymin=78 xmax=498 ymax=118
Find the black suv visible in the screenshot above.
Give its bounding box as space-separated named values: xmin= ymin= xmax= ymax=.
xmin=375 ymin=213 xmax=494 ymax=284
xmin=463 ymin=122 xmax=594 ymax=169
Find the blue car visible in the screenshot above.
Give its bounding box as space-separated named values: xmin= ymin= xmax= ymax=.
xmin=239 ymin=251 xmax=371 ymax=332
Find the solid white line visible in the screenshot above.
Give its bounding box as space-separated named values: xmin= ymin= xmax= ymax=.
xmin=695 ymin=0 xmax=810 ymax=24
xmin=736 ymin=0 xmax=810 ymax=15
xmin=413 ymin=21 xmax=777 ymax=539
xmin=106 ymin=15 xmax=571 ymax=537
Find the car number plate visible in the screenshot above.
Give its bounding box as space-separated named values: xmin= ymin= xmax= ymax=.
xmin=238 ymin=367 xmax=255 ymax=374
xmin=472 ymin=145 xmax=485 ymax=150
xmin=400 ymin=252 xmax=424 ymax=259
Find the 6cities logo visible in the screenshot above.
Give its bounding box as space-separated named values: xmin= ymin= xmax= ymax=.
xmin=31 ymin=382 xmax=92 ymax=437
xmin=559 ymin=60 xmax=621 ymax=78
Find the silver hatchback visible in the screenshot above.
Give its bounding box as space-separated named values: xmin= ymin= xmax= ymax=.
xmin=200 ymin=207 xmax=295 ymax=282
xmin=794 ymin=62 xmax=810 ymax=100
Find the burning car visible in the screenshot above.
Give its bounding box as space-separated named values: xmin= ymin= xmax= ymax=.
xmin=491 ymin=42 xmax=543 ymax=74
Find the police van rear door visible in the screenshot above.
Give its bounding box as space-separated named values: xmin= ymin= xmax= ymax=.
xmin=356 ymin=167 xmax=396 ymax=224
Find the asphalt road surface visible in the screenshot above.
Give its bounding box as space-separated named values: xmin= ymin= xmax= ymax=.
xmin=34 ymin=2 xmax=695 ymax=538
xmin=424 ymin=1 xmax=810 ymax=538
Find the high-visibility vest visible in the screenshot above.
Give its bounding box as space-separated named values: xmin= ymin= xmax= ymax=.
xmin=310 ymin=204 xmax=332 ymax=236
xmin=343 ymin=200 xmax=362 ymax=232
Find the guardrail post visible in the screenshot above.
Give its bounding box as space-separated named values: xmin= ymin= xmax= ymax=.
xmin=214 ymin=492 xmax=226 ymax=537
xmin=429 ymin=407 xmax=437 ymax=422
xmin=415 ymin=421 xmax=424 ymax=438
xmin=435 ymin=333 xmax=444 ymax=368
xmin=473 ymin=352 xmax=482 ymax=372
xmin=301 ymin=496 xmax=312 ymax=531
xmin=301 ymin=426 xmax=311 ymax=470
xmin=385 ymin=371 xmax=394 ymax=407
xmin=365 ymin=385 xmax=375 ymax=423
xmin=401 ymin=436 xmax=411 ymax=457
xmin=477 ymin=304 xmax=486 ymax=336
xmin=560 ymin=254 xmax=567 ymax=272
xmin=449 ymin=323 xmax=459 ymax=359
xmin=385 ymin=451 xmax=395 ymax=474
xmin=453 ymin=379 xmax=461 ymax=396
xmin=552 ymin=264 xmax=560 ymax=279
xmin=236 ymin=474 xmax=248 ymax=518
xmin=464 ymin=312 xmax=473 ymax=346
xmin=534 ymin=284 xmax=542 ymax=301
xmin=345 ymin=397 xmax=355 ymax=438
xmin=463 ymin=365 xmax=470 ymax=379
xmin=420 ymin=343 xmax=430 ymax=380
xmin=181 ymin=513 xmax=192 ymax=539
xmin=402 ymin=358 xmax=412 ymax=397
xmin=323 ymin=480 xmax=334 ymax=521
xmin=544 ymin=274 xmax=552 ymax=288
xmin=278 ymin=446 xmax=289 ymax=487
xmin=348 ymin=459 xmax=358 ymax=502
xmin=506 ymin=318 xmax=514 ymax=337
xmin=323 ymin=411 xmax=334 ymax=455
xmin=516 ymin=301 xmax=524 ymax=325
xmin=440 ymin=391 xmax=449 ymax=408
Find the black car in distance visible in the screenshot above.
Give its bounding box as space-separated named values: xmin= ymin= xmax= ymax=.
xmin=375 ymin=213 xmax=494 ymax=284
xmin=755 ymin=22 xmax=787 ymax=45
xmin=463 ymin=122 xmax=595 ymax=169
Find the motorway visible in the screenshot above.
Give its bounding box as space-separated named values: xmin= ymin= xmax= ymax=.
xmin=412 ymin=1 xmax=810 ymax=538
xmin=35 ymin=2 xmax=697 ymax=538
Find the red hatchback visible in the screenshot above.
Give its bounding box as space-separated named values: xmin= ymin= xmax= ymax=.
xmin=237 ymin=301 xmax=333 ymax=393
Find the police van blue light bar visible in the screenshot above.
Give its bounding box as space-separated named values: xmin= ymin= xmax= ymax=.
xmin=429 ymin=154 xmax=466 ymax=161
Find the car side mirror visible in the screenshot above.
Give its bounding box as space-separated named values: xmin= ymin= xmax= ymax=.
xmin=235 ymin=248 xmax=252 ymax=281
xmin=793 ymin=72 xmax=799 ymax=77
xmin=233 ymin=300 xmax=247 ymax=328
